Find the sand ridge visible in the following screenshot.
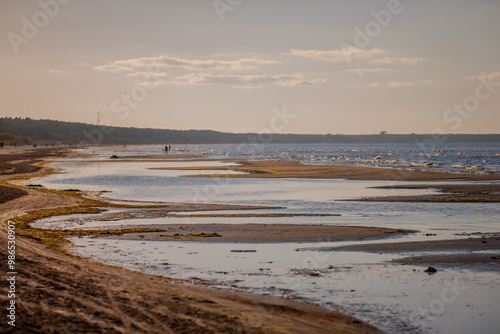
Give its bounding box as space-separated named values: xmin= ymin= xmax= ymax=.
xmin=2 ymin=146 xmax=498 ymax=333
xmin=0 ymin=147 xmax=380 ymax=333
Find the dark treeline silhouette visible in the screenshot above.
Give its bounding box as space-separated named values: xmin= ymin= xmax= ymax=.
xmin=0 ymin=131 xmax=33 ymax=145
xmin=1 ymin=117 xmax=499 ymax=145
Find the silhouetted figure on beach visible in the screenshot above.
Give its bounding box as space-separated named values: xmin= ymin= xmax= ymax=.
xmin=0 ymin=142 xmax=3 ymax=148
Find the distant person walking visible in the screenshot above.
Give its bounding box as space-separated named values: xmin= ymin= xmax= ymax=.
xmin=0 ymin=141 xmax=3 ymax=148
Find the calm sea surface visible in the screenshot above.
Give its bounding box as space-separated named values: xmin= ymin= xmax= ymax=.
xmin=36 ymin=143 xmax=500 ymax=334
xmin=92 ymin=142 xmax=500 ymax=174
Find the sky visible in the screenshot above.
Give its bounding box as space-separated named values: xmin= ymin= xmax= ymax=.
xmin=1 ymin=0 xmax=499 ymax=135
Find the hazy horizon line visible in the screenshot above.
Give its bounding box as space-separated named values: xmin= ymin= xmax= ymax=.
xmin=3 ymin=117 xmax=500 ymax=137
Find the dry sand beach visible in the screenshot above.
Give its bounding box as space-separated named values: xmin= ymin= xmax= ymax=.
xmin=1 ymin=146 xmax=499 ymax=333
xmin=3 ymin=1 xmax=499 ymax=332
xmin=151 ymin=158 xmax=500 ymax=181
xmin=0 ymin=147 xmax=384 ymax=333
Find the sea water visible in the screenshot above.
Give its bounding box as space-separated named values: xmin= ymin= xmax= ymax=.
xmin=36 ymin=143 xmax=500 ymax=334
xmin=73 ymin=142 xmax=500 ymax=175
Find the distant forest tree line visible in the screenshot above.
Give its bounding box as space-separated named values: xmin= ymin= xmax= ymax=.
xmin=1 ymin=117 xmax=499 ymax=146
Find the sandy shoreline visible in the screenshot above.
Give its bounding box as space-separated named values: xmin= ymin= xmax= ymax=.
xmin=0 ymin=147 xmax=381 ymax=333
xmin=101 ymin=224 xmax=413 ymax=243
xmin=322 ymin=236 xmax=500 ymax=268
xmin=2 ymin=146 xmax=499 ymax=332
xmin=347 ymin=184 xmax=500 ymax=202
xmin=151 ymin=157 xmax=500 ymax=201
xmin=151 ymin=158 xmax=500 ymax=181
xmin=328 ymin=236 xmax=500 ymax=252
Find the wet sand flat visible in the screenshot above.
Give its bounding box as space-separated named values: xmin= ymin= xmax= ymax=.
xmin=104 ymin=223 xmax=413 ymax=243
xmin=348 ymin=184 xmax=500 ymax=202
xmin=395 ymin=253 xmax=500 ymax=265
xmin=3 ymin=146 xmax=499 ymax=333
xmin=148 ymin=157 xmax=500 ymax=202
xmin=152 ymin=159 xmax=500 ymax=181
xmin=323 ymin=236 xmax=500 ymax=253
xmin=323 ymin=237 xmax=500 ymax=266
xmin=0 ymin=147 xmax=380 ymax=333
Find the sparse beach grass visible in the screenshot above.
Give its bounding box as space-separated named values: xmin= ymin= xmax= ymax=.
xmin=2 ymin=146 xmax=499 ymax=333
xmin=0 ymin=147 xmax=382 ymax=333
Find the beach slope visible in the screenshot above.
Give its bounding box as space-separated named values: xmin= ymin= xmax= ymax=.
xmin=0 ymin=148 xmax=379 ymax=333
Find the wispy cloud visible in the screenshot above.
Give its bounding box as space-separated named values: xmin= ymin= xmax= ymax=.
xmin=371 ymin=57 xmax=427 ymax=65
xmin=94 ymin=55 xmax=279 ymax=72
xmin=467 ymin=71 xmax=500 ymax=80
xmin=344 ymin=68 xmax=394 ymax=76
xmin=348 ymin=81 xmax=417 ymax=88
xmin=93 ymin=53 xmax=331 ymax=89
xmin=126 ymin=71 xmax=168 ymax=77
xmin=168 ymin=72 xmax=327 ymax=88
xmin=386 ymin=81 xmax=416 ymax=88
xmin=94 ymin=64 xmax=132 ymax=72
xmin=285 ymin=47 xmax=386 ymax=62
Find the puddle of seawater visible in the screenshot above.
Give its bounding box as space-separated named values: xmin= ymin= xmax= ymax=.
xmin=32 ymin=202 xmax=500 ymax=243
xmin=39 ymin=159 xmax=442 ymax=202
xmin=39 ymin=160 xmax=245 ymax=193
xmin=36 ymin=157 xmax=500 ymax=333
xmin=69 ymin=237 xmax=500 ymax=334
